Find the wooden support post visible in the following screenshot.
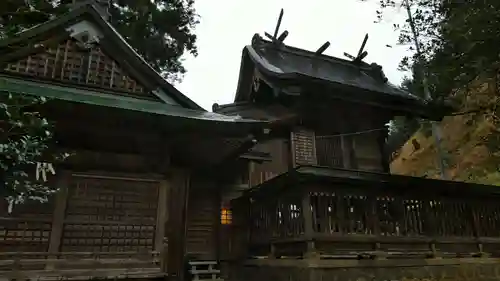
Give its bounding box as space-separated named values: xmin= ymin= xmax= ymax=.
xmin=340 ymin=136 xmax=352 ymax=169
xmin=469 ymin=201 xmax=487 ymax=257
xmin=269 ymin=243 xmax=277 ymax=259
xmin=155 ymin=179 xmax=170 ymax=271
xmin=422 ymin=199 xmax=441 ymax=258
xmin=167 ymin=169 xmax=190 ymax=281
xmin=46 ymin=171 xmax=70 ymax=270
xmin=214 ymin=186 xmax=221 ymax=261
xmin=377 ymin=127 xmax=390 ymax=173
xmin=302 ymin=190 xmax=319 ymax=259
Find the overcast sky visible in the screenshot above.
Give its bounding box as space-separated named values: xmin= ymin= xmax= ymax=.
xmin=176 ymin=0 xmax=410 ymax=111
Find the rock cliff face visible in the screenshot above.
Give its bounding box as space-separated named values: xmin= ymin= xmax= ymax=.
xmin=390 ymin=76 xmax=500 ymax=185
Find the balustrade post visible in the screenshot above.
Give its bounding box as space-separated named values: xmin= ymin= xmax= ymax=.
xmin=469 ymin=201 xmax=488 ymax=257
xmin=301 ymin=190 xmax=319 ymax=259
xmin=421 ymin=199 xmax=440 ymax=258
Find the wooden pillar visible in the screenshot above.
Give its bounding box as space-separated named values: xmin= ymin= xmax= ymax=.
xmin=155 ymin=179 xmax=170 ymax=271
xmin=214 ymin=186 xmax=221 ymax=261
xmin=377 ymin=127 xmax=390 ymax=173
xmin=301 ymin=190 xmax=318 ymax=259
xmin=167 ymin=169 xmax=190 ymax=281
xmin=340 ymin=136 xmax=353 ymax=169
xmin=46 ymin=170 xmax=70 ymax=269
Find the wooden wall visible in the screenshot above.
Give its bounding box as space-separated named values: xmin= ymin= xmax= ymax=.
xmin=0 ymin=199 xmax=54 ymax=252
xmin=185 ymin=177 xmax=219 ymax=260
xmin=0 ymin=170 xmax=166 ymax=255
xmin=351 ymin=133 xmax=384 ymax=172
xmin=243 ymin=125 xmax=385 ymax=190
xmin=249 ymin=139 xmax=289 ymax=187
xmin=61 ymin=173 xmax=160 ymax=252
xmin=293 ymin=127 xmax=385 ymax=172
xmin=296 ymin=99 xmax=391 ymax=172
xmin=219 ymin=181 xmax=249 ymax=261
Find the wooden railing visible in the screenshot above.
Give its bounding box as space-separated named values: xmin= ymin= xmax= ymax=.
xmin=0 ymin=251 xmax=165 ymax=280
xmin=315 ymin=135 xmax=343 ymax=168
xmin=231 ymin=171 xmax=500 ymax=260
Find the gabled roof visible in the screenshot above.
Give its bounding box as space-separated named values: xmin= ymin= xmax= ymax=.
xmin=0 ymin=1 xmax=203 ymax=110
xmin=233 ymin=34 xmax=453 ymax=119
xmin=236 ymin=34 xmax=420 ymax=102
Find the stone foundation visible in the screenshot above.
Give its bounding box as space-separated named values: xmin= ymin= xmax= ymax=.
xmin=228 ymin=258 xmax=500 ymax=281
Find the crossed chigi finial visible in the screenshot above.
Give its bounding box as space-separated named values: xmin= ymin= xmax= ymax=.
xmin=263 ymin=9 xmax=288 ymax=45
xmin=264 ymin=8 xmax=370 ymax=62
xmin=344 ymin=33 xmax=369 ymax=63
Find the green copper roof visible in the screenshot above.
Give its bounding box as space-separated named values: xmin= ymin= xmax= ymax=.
xmin=0 ymin=75 xmax=264 ymax=125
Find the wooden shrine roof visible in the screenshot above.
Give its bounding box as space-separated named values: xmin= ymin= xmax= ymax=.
xmin=0 ymin=1 xmax=201 ymax=110
xmin=232 ymin=33 xmax=454 ymax=120
xmin=0 ymin=1 xmax=269 ymax=136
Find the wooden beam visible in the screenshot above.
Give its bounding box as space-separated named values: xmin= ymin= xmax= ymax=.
xmin=214 ymin=187 xmax=221 ymax=260
xmin=46 ymin=170 xmax=70 ymax=269
xmin=156 ymin=180 xmax=170 ymax=272
xmin=59 ymin=148 xmax=163 ymax=173
xmin=340 ymin=136 xmax=352 ymax=169
xmin=166 ymin=169 xmax=190 ymax=281
xmin=54 ymin=119 xmax=164 ymax=144
xmin=155 ymin=180 xmax=170 ymax=251
xmin=0 ymin=33 xmax=69 ymax=67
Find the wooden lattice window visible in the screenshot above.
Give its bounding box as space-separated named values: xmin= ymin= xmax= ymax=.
xmin=4 ymin=39 xmax=153 ymax=98
xmin=221 ymin=207 xmax=232 ymax=225
xmin=315 ymin=135 xmax=343 ymax=168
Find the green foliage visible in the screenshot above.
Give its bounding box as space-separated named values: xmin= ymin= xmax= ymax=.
xmin=365 ymin=0 xmax=500 ymax=100
xmin=0 ymin=0 xmax=199 ymax=82
xmin=0 ymin=92 xmax=69 ymax=205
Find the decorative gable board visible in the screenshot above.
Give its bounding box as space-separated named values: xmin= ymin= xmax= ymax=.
xmin=3 ymin=38 xmax=160 ymax=101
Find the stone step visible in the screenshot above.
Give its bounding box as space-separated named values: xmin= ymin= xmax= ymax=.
xmin=191 ymin=269 xmax=221 ymax=274
xmin=189 ymin=260 xmax=223 ymax=281
xmin=189 ymin=260 xmax=218 ymax=266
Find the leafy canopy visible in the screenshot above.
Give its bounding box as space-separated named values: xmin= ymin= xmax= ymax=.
xmin=0 ymin=0 xmax=199 ymax=82
xmin=367 ymin=0 xmax=500 ymax=99
xmin=0 ymin=93 xmax=69 ymax=206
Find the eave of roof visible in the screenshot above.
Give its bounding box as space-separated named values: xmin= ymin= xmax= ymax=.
xmin=238 ymin=165 xmax=500 ymax=202
xmin=0 ymin=2 xmax=203 ymax=111
xmin=240 ymin=150 xmax=272 ymax=162
xmin=0 ymin=75 xmax=265 ymax=131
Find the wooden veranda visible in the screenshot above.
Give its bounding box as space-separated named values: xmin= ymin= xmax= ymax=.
xmin=231 ymin=166 xmax=500 ymax=260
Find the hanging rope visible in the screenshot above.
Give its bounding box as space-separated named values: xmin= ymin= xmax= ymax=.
xmin=315 ymin=127 xmax=387 ymax=138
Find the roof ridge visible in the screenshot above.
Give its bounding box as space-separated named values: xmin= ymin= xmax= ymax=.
xmin=251 ymin=33 xmax=389 ymax=84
